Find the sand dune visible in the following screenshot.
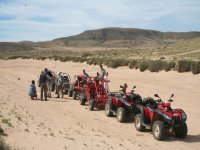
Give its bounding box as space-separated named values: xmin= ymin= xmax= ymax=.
xmin=0 ymin=59 xmax=200 ymax=150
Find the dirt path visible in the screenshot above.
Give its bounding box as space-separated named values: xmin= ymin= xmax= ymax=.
xmin=0 ymin=59 xmax=200 ymax=150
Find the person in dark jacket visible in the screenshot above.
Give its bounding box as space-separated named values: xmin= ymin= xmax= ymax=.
xmin=83 ymin=69 xmax=89 ymax=77
xmin=28 ymin=80 xmax=37 ymax=100
xmin=39 ymin=70 xmax=48 ymax=101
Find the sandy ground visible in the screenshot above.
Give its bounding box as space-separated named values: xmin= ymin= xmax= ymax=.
xmin=0 ymin=59 xmax=200 ymax=150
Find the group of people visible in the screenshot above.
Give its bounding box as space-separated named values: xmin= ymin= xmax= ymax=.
xmin=82 ymin=65 xmax=110 ymax=92
xmin=28 ymin=65 xmax=110 ymax=101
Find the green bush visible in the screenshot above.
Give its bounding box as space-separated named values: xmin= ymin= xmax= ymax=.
xmin=8 ymin=56 xmax=21 ymax=59
xmin=0 ymin=137 xmax=11 ymax=150
xmin=107 ymin=59 xmax=129 ymax=69
xmin=52 ymin=55 xmax=59 ymax=61
xmin=128 ymin=60 xmax=137 ymax=69
xmin=191 ymin=61 xmax=200 ymax=74
xmin=148 ymin=60 xmax=167 ymax=72
xmin=176 ymin=60 xmax=192 ymax=72
xmin=81 ymin=52 xmax=91 ymax=57
xmin=165 ymin=62 xmax=176 ymax=72
xmin=139 ymin=61 xmax=149 ymax=72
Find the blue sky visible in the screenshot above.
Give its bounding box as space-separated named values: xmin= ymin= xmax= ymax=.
xmin=0 ymin=0 xmax=200 ymax=42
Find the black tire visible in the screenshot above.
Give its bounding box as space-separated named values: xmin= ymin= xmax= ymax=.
xmin=175 ymin=123 xmax=188 ymax=139
xmin=105 ymin=102 xmax=113 ymax=117
xmin=152 ymin=121 xmax=165 ymax=141
xmin=80 ymin=94 xmax=86 ymax=105
xmin=89 ymin=99 xmax=95 ymax=111
xmin=72 ymin=91 xmax=77 ymax=100
xmin=117 ymin=107 xmax=126 ymax=123
xmin=134 ymin=114 xmax=145 ymax=131
xmin=68 ymin=89 xmax=73 ymax=97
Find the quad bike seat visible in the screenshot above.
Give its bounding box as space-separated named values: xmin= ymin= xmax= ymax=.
xmin=142 ymin=97 xmax=157 ymax=109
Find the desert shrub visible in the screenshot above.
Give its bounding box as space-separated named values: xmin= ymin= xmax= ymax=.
xmin=128 ymin=60 xmax=137 ymax=69
xmin=81 ymin=52 xmax=91 ymax=57
xmin=52 ymin=55 xmax=59 ymax=61
xmin=107 ymin=59 xmax=129 ymax=69
xmin=21 ymin=56 xmax=31 ymax=59
xmin=8 ymin=56 xmax=20 ymax=59
xmin=38 ymin=56 xmax=46 ymax=60
xmin=191 ymin=61 xmax=200 ymax=74
xmin=165 ymin=62 xmax=176 ymax=72
xmin=148 ymin=60 xmax=167 ymax=72
xmin=139 ymin=61 xmax=149 ymax=72
xmin=160 ymin=56 xmax=166 ymax=60
xmin=72 ymin=57 xmax=80 ymax=63
xmin=59 ymin=56 xmax=67 ymax=62
xmin=0 ymin=137 xmax=11 ymax=150
xmin=87 ymin=58 xmax=97 ymax=65
xmin=103 ymin=58 xmax=110 ymax=66
xmin=96 ymin=58 xmax=104 ymax=65
xmin=79 ymin=57 xmax=87 ymax=63
xmin=176 ymin=60 xmax=192 ymax=72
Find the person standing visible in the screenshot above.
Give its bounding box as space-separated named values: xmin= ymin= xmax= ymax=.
xmin=104 ymin=72 xmax=110 ymax=93
xmin=39 ymin=70 xmax=48 ymax=101
xmin=83 ymin=69 xmax=89 ymax=77
xmin=99 ymin=64 xmax=106 ymax=78
xmin=56 ymin=72 xmax=63 ymax=98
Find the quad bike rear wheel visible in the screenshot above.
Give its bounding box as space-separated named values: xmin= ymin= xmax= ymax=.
xmin=175 ymin=123 xmax=187 ymax=139
xmin=117 ymin=107 xmax=126 ymax=123
xmin=89 ymin=99 xmax=95 ymax=111
xmin=134 ymin=114 xmax=145 ymax=131
xmin=105 ymin=102 xmax=113 ymax=117
xmin=80 ymin=94 xmax=86 ymax=105
xmin=152 ymin=121 xmax=164 ymax=141
xmin=72 ymin=91 xmax=77 ymax=100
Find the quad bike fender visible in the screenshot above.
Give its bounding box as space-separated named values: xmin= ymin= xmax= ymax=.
xmin=151 ymin=109 xmax=172 ymax=126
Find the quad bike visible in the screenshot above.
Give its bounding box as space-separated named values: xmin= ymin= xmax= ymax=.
xmin=68 ymin=75 xmax=89 ymax=100
xmin=105 ymin=86 xmax=142 ymax=123
xmin=134 ymin=94 xmax=187 ymax=141
xmin=54 ymin=73 xmax=71 ymax=98
xmin=60 ymin=73 xmax=71 ymax=98
xmin=79 ymin=77 xmax=109 ymax=111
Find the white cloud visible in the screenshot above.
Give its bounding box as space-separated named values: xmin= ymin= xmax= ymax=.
xmin=0 ymin=0 xmax=200 ymax=41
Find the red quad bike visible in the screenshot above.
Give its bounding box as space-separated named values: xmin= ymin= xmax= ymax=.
xmin=105 ymin=86 xmax=142 ymax=123
xmin=68 ymin=75 xmax=89 ymax=100
xmin=79 ymin=77 xmax=109 ymax=111
xmin=134 ymin=94 xmax=187 ymax=141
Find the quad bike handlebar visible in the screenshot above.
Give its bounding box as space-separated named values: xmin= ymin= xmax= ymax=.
xmin=154 ymin=94 xmax=174 ymax=104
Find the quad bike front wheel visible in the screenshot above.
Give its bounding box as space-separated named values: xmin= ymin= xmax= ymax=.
xmin=72 ymin=91 xmax=77 ymax=100
xmin=175 ymin=123 xmax=188 ymax=139
xmin=117 ymin=107 xmax=126 ymax=123
xmin=134 ymin=114 xmax=145 ymax=131
xmin=105 ymin=102 xmax=113 ymax=117
xmin=152 ymin=121 xmax=164 ymax=141
xmin=89 ymin=99 xmax=95 ymax=111
xmin=80 ymin=94 xmax=86 ymax=105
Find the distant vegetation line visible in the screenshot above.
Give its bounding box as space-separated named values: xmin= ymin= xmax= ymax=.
xmin=0 ymin=51 xmax=199 ymax=75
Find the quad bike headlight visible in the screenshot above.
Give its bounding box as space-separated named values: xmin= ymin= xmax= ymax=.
xmin=181 ymin=112 xmax=187 ymax=120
